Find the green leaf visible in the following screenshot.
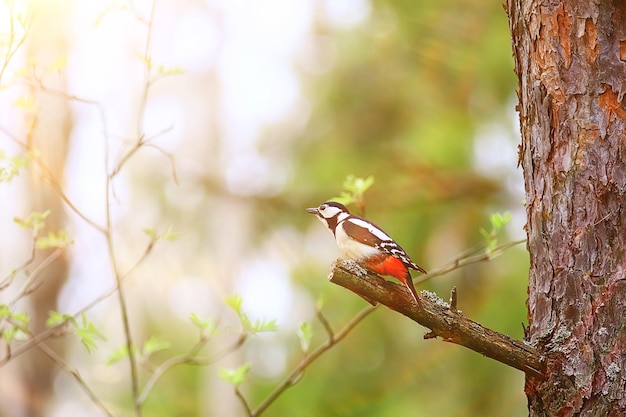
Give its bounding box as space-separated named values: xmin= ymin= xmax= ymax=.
xmin=333 ymin=175 xmax=375 ymax=206
xmin=0 ymin=304 xmax=9 ymax=320
xmin=250 ymin=319 xmax=278 ymax=333
xmin=189 ymin=313 xmax=217 ymax=335
xmin=226 ymin=294 xmax=250 ymax=328
xmin=226 ymin=295 xmax=277 ymax=334
xmin=35 ymin=230 xmax=74 ymax=249
xmin=13 ymin=210 xmax=50 ymax=233
xmin=226 ymin=294 xmax=243 ymax=313
xmin=315 ymin=296 xmax=325 ymax=311
xmin=14 ymin=94 xmax=37 ymax=110
xmin=490 ymin=212 xmax=511 ymax=230
xmin=481 ymin=211 xmax=512 ymax=254
xmin=46 ymin=310 xmax=75 ymax=327
xmin=297 ymin=322 xmax=313 ymax=353
xmin=0 ymin=305 xmax=31 ymax=343
xmin=343 ymin=175 xmax=375 ymax=194
xmin=162 ymin=225 xmax=180 ymax=241
xmin=141 ymin=335 xmax=171 ymax=357
xmin=46 ymin=55 xmax=68 ymax=73
xmin=75 ymin=313 xmax=105 ymax=354
xmin=143 ymin=227 xmax=157 ymax=239
xmin=0 ymin=152 xmax=27 ymax=182
xmin=156 ymin=65 xmax=184 ymax=77
xmin=106 ymin=344 xmax=135 ymax=365
xmin=143 ymin=225 xmax=180 ymax=242
xmin=135 ymin=53 xmax=153 ymax=70
xmin=219 ymin=363 xmax=251 ymax=386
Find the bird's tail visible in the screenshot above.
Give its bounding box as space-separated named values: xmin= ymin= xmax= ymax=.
xmin=403 ymin=273 xmax=423 ymax=309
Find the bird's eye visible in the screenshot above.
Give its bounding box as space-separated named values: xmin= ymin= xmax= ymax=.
xmin=319 ymin=204 xmax=327 ymax=211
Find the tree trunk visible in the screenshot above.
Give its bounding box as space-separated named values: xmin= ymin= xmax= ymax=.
xmin=507 ymin=0 xmax=626 ymax=415
xmin=18 ymin=2 xmax=71 ymax=416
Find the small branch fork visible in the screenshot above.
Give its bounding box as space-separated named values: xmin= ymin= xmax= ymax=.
xmin=330 ymin=260 xmax=545 ymax=378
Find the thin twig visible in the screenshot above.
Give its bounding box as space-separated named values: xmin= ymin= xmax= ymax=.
xmin=195 ymin=334 xmax=248 ymax=366
xmin=9 ymin=248 xmax=63 ymax=305
xmin=137 ymin=335 xmax=208 ymax=405
xmin=106 ymin=2 xmax=157 ymax=415
xmin=138 ymin=333 xmax=247 ymax=405
xmin=315 ymin=308 xmax=334 ymax=342
xmin=242 ymin=305 xmax=377 ymax=417
xmin=0 ymin=237 xmax=158 ymax=366
xmin=0 ymin=231 xmax=38 ymax=290
xmin=235 ymin=387 xmax=253 ymax=416
xmin=0 ymin=0 xmax=28 ymax=84
xmin=0 ymin=125 xmax=107 ymax=234
xmin=414 ymin=239 xmax=526 ymax=284
xmin=36 ymin=342 xmax=114 ymax=417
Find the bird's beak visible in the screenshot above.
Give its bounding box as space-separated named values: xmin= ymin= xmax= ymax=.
xmin=305 ymin=207 xmax=318 ymax=215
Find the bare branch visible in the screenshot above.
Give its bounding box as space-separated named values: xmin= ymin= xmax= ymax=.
xmin=315 ymin=308 xmax=334 ymax=342
xmin=236 ymin=387 xmax=253 ymax=417
xmin=137 ymin=333 xmax=248 ymax=406
xmin=36 ymin=343 xmax=114 ymax=417
xmin=415 ymin=239 xmax=526 ymax=284
xmin=329 ymin=260 xmax=545 ymax=377
xmin=244 ymin=305 xmax=377 ymax=417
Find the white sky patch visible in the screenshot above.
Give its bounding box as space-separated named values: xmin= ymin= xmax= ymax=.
xmin=224 ymin=151 xmax=269 ymax=196
xmin=141 ymin=95 xmax=185 ymax=151
xmin=472 ymin=109 xmax=526 ymax=240
xmin=159 ymin=8 xmax=219 ymax=72
xmin=323 ymin=0 xmax=371 ymax=28
xmin=168 ymin=275 xmax=217 ymax=319
xmin=236 ymin=259 xmax=292 ymax=327
xmin=473 ymin=122 xmax=518 ymax=177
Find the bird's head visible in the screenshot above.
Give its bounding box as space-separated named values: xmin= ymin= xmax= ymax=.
xmin=306 ymin=201 xmax=350 ymax=232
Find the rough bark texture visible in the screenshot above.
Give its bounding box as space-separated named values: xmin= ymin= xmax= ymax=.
xmin=507 ymin=0 xmax=626 ymax=415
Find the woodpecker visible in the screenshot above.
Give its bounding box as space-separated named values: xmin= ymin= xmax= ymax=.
xmin=306 ymin=201 xmax=426 ymax=307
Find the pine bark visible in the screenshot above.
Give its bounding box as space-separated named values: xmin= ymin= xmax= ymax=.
xmin=507 ymin=0 xmax=626 ymax=415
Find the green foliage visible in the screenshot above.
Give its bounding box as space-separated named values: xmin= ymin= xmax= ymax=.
xmin=219 ymin=363 xmax=251 ymax=386
xmin=46 ymin=55 xmax=67 ymax=73
xmin=13 ymin=94 xmax=37 ymax=110
xmin=141 ymin=335 xmax=171 ymax=358
xmin=315 ymin=296 xmax=324 ymax=310
xmin=106 ymin=344 xmax=136 ymax=366
xmin=480 ymin=212 xmax=512 ymax=254
xmin=143 ymin=225 xmax=181 ymax=242
xmin=106 ymin=334 xmax=170 ymax=365
xmin=0 ymin=151 xmax=27 ymax=182
xmin=47 ymin=311 xmax=105 ymax=353
xmin=35 ymin=229 xmax=74 ymax=249
xmin=13 ymin=210 xmax=50 ymax=234
xmin=135 ymin=54 xmax=184 ymax=81
xmin=333 ymin=175 xmax=375 ymax=207
xmin=45 ymin=310 xmax=74 ymax=327
xmin=226 ymin=294 xmax=278 ymax=334
xmin=297 ymin=322 xmax=313 ymax=354
xmin=0 ymin=304 xmax=30 ymax=343
xmin=75 ymin=314 xmax=106 ymax=353
xmin=189 ymin=313 xmax=217 ymax=336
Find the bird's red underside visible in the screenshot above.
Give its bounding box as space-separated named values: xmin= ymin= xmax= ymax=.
xmin=362 ymin=255 xmax=409 ymax=283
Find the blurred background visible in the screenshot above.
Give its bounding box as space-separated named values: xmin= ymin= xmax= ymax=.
xmin=0 ymin=0 xmax=529 ymax=416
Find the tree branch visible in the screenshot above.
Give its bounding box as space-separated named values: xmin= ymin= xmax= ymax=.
xmin=329 ymin=260 xmax=545 ymax=378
